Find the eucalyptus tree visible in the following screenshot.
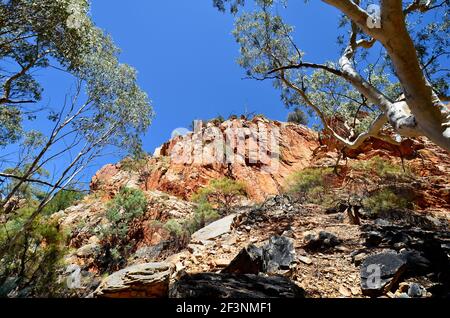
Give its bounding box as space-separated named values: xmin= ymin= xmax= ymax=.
xmin=0 ymin=0 xmax=153 ymax=281
xmin=0 ymin=0 xmax=153 ymax=207
xmin=214 ymin=0 xmax=450 ymax=151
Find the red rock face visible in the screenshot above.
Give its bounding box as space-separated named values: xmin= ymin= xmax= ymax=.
xmin=90 ymin=117 xmax=320 ymax=202
xmin=89 ymin=117 xmax=449 ymax=211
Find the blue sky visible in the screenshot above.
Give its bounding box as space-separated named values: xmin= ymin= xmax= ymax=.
xmin=6 ymin=1 xmax=343 ymax=185
xmin=87 ymin=0 xmax=339 ymax=152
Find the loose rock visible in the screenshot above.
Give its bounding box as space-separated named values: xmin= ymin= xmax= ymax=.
xmin=169 ymin=273 xmax=305 ymax=298
xmin=360 ymin=252 xmax=407 ymax=297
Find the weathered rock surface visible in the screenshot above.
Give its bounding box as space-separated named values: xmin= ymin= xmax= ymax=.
xmin=222 ymin=236 xmax=296 ymax=275
xmin=222 ymin=244 xmax=264 ymax=275
xmin=304 ymin=231 xmax=342 ymax=251
xmin=360 ymin=252 xmax=407 ymax=297
xmin=94 ymin=263 xmax=173 ymax=298
xmin=90 ymin=118 xmax=319 ymax=202
xmin=262 ymin=236 xmax=296 ymax=273
xmin=169 ymin=273 xmax=305 ymax=298
xmin=191 ymin=214 xmax=236 ymax=243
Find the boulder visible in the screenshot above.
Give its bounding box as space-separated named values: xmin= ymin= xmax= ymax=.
xmin=362 ymin=231 xmax=383 ymax=248
xmin=222 ymin=244 xmax=264 ymax=274
xmin=191 ymin=214 xmax=236 ymax=243
xmin=132 ymin=242 xmax=168 ymax=263
xmin=400 ymin=250 xmax=433 ymax=276
xmin=408 ymin=283 xmax=426 ymax=298
xmin=360 ymin=252 xmax=407 ymax=297
xmin=263 ymin=236 xmax=296 ymax=273
xmin=221 ymin=236 xmax=296 ymax=275
xmin=304 ymin=231 xmax=341 ymax=251
xmin=169 ymin=273 xmax=305 ymax=298
xmin=75 ymin=243 xmax=101 ymax=258
xmin=94 ymin=262 xmax=173 ymax=298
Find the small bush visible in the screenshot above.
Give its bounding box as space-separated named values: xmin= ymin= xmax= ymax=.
xmin=362 ymin=188 xmax=410 ymax=217
xmin=163 ymin=201 xmax=220 ymax=251
xmin=287 ymin=108 xmax=308 ymax=125
xmin=284 ymin=168 xmax=334 ymax=205
xmin=43 ymin=190 xmax=84 ymax=215
xmin=192 ymin=178 xmax=247 ymax=212
xmin=0 ymin=206 xmax=68 ymax=297
xmin=351 ymin=156 xmax=412 ymax=179
xmin=120 ymin=156 xmax=150 ymax=173
xmin=97 ymin=187 xmax=148 ymax=272
xmin=187 ymin=201 xmax=220 ymax=233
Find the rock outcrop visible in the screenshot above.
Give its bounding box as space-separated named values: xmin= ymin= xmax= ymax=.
xmin=94 ymin=263 xmax=173 ymax=298
xmin=90 ymin=118 xmax=319 ymax=202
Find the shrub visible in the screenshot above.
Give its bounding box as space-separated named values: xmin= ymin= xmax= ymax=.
xmin=362 ymin=188 xmax=410 ymax=217
xmin=351 ymin=156 xmax=412 ymax=180
xmin=0 ymin=205 xmax=68 ymax=297
xmin=163 ymin=200 xmax=220 ymax=252
xmin=192 ymin=178 xmax=247 ymax=212
xmin=187 ymin=201 xmax=220 ymax=233
xmin=97 ymin=187 xmax=148 ymax=272
xmin=284 ymin=168 xmax=334 ymax=205
xmin=287 ymin=108 xmax=308 ymax=125
xmin=43 ymin=190 xmax=84 ymax=215
xmin=120 ymin=155 xmax=151 ymax=173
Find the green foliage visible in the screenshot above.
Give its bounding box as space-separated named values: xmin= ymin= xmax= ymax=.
xmin=188 ymin=201 xmax=220 ymax=233
xmin=215 ymin=0 xmax=449 ymax=146
xmin=284 ymin=168 xmax=334 ymax=205
xmin=163 ymin=200 xmax=220 ymax=250
xmin=287 ymin=108 xmax=308 ymax=125
xmin=351 ymin=156 xmax=412 ymax=179
xmin=97 ymin=187 xmax=148 ymax=272
xmin=0 ymin=205 xmax=68 ymax=297
xmin=120 ymin=156 xmax=151 ymax=173
xmin=362 ymin=188 xmax=410 ymax=217
xmin=192 ymin=178 xmax=247 ymax=212
xmin=1 ymin=0 xmax=153 ymax=153
xmin=163 ymin=219 xmax=185 ymax=237
xmin=42 ymin=190 xmax=84 ymax=215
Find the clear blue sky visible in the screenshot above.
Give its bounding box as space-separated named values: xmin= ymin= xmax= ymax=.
xmin=88 ymin=0 xmax=339 ymax=151
xmin=15 ymin=1 xmax=343 ymax=185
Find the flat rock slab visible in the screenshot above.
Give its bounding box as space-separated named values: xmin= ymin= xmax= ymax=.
xmin=94 ymin=262 xmax=173 ymax=298
xmin=191 ymin=214 xmax=236 ymax=242
xmin=169 ymin=273 xmax=305 ymax=298
xmin=360 ymin=252 xmax=407 ymax=297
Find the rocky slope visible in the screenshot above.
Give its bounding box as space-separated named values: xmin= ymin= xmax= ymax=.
xmin=55 ymin=117 xmax=449 ymax=298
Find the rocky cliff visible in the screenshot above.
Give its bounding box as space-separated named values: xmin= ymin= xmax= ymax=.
xmin=54 ymin=117 xmax=449 ymax=298
xmin=90 ymin=117 xmax=449 ymax=213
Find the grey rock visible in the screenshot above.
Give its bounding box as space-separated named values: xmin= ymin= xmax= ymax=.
xmin=400 ymin=250 xmax=432 ymax=275
xmin=304 ymin=231 xmax=341 ymax=251
xmin=363 ymin=231 xmax=383 ymax=248
xmin=169 ymin=273 xmax=305 ymax=298
xmin=263 ymin=236 xmax=296 ymax=273
xmin=408 ymin=283 xmax=426 ymax=298
xmin=191 ymin=214 xmax=235 ymax=242
xmin=360 ymin=252 xmax=407 ymax=297
xmin=94 ymin=262 xmax=173 ymax=298
xmin=132 ymin=242 xmax=167 ymax=262
xmin=222 ymin=244 xmax=264 ymax=275
xmin=297 ymin=255 xmax=313 ymax=265
xmin=221 ymin=236 xmax=296 ymax=275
